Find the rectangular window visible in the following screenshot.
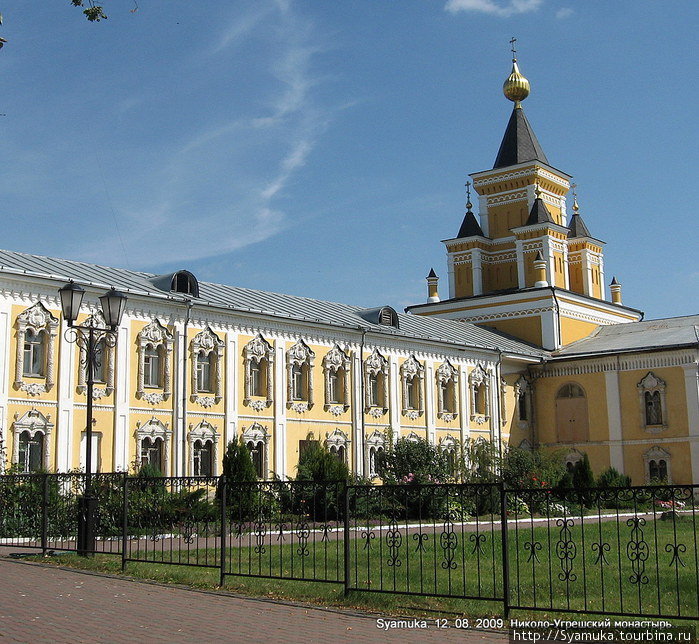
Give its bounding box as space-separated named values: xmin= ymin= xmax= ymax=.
xmin=291 ymin=363 xmax=304 ymax=400
xmin=18 ymin=431 xmax=43 ymax=472
xmin=143 ymin=347 xmax=161 ymax=388
xmin=369 ymin=374 xmax=379 ymax=406
xmin=80 ymin=431 xmax=101 ymax=473
xmin=23 ymin=332 xmax=45 ymax=377
xmin=91 ymin=340 xmax=106 ymax=383
xmin=406 ymin=377 xmax=418 ymax=409
xmin=194 ymin=440 xmax=212 ymax=476
xmin=196 ymin=352 xmax=212 ymax=392
xmin=250 ymin=360 xmax=263 ymax=396
xmin=328 ymin=371 xmax=339 ymax=403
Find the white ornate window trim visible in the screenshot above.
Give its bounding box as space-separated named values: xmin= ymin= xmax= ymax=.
xmin=13 ymin=408 xmax=53 ymax=470
xmin=243 ymin=422 xmax=270 ymax=480
xmin=469 ymin=364 xmax=491 ymax=423
xmin=366 ymin=429 xmax=386 ymax=478
xmin=188 ymin=419 xmax=219 ymax=476
xmin=637 ymin=372 xmax=668 ymax=433
xmin=436 ymin=360 xmax=458 ymax=421
xmin=564 ymin=448 xmax=583 ymax=471
xmin=439 ymin=434 xmax=458 ymax=475
xmin=14 ymin=303 xmax=59 ymax=396
xmin=286 ymin=339 xmax=315 ymax=412
xmin=325 ymin=428 xmax=350 ymax=462
xmin=243 ymin=334 xmax=274 ymax=410
xmin=136 ymin=320 xmax=174 ymax=404
xmin=77 ymin=312 xmax=115 ymax=398
xmin=136 ymin=417 xmax=172 ymax=475
xmin=644 ymin=445 xmax=672 ymax=484
xmin=190 ymin=327 xmax=224 ymax=408
xmin=514 ymin=375 xmax=531 ymax=429
xmin=364 ymin=349 xmax=389 ymax=415
xmin=323 ymin=345 xmax=351 ymax=414
xmin=400 ymin=355 xmax=424 ymax=419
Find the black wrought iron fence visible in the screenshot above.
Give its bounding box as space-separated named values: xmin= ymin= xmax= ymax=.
xmin=1 ymin=473 xmax=698 ymax=621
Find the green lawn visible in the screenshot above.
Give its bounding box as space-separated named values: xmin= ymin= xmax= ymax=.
xmin=25 ymin=513 xmax=699 ymax=624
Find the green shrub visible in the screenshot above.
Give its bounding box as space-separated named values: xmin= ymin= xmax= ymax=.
xmin=217 ymin=438 xmax=258 ymax=521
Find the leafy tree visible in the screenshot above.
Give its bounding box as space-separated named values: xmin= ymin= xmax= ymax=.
xmin=70 ymin=0 xmax=108 ymax=22
xmin=295 ymin=439 xmax=349 ymax=483
xmin=460 ymin=438 xmax=500 ymax=484
xmin=376 ymin=436 xmax=451 ymax=484
xmin=217 ymin=438 xmax=258 ymax=520
xmin=597 ymin=466 xmax=631 ymax=489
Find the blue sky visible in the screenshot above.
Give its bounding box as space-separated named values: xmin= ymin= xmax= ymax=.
xmin=0 ymin=0 xmax=697 ymax=320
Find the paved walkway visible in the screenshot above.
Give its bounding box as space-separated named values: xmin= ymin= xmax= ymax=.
xmin=0 ymin=558 xmax=507 ymax=643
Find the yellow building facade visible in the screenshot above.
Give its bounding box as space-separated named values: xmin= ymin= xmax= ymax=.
xmin=1 ymin=55 xmax=697 ymax=486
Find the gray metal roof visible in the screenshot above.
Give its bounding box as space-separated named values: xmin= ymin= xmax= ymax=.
xmin=552 ymin=314 xmax=699 ymax=358
xmin=0 ymin=248 xmax=546 ymax=358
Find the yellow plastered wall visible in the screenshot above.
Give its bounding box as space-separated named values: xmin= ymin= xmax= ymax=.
xmin=559 ymin=317 xmax=599 ymax=346
xmin=454 ymin=262 xmax=474 ymax=298
xmin=475 ymin=316 xmax=542 ymax=347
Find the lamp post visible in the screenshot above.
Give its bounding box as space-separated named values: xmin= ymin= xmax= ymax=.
xmin=59 ymin=281 xmax=127 ymax=555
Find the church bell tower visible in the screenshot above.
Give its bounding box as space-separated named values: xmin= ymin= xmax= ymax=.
xmin=406 ymin=42 xmax=643 ymax=350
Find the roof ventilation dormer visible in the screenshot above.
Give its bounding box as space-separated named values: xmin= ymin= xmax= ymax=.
xmin=148 ymin=270 xmax=199 ymax=298
xmin=358 ymin=306 xmax=399 ymax=329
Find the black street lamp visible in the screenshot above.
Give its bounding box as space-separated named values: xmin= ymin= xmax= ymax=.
xmin=59 ymin=281 xmax=127 ymax=555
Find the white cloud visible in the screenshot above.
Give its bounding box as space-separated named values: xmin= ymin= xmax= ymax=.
xmin=555 ymin=7 xmax=574 ymax=19
xmin=444 ymin=0 xmax=543 ymax=18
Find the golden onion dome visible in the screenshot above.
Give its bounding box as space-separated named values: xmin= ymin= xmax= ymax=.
xmin=503 ymin=59 xmax=530 ymax=105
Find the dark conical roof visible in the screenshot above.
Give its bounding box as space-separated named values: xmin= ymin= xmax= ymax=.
xmin=493 ymin=107 xmax=549 ymax=169
xmin=427 ymin=268 xmax=437 ymax=279
xmin=525 ymin=197 xmax=554 ymax=226
xmin=567 ymin=212 xmax=592 ymax=238
xmin=457 ymin=210 xmax=485 ymax=238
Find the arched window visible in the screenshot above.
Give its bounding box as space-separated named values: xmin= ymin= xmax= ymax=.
xmin=191 ymin=327 xmax=224 ymax=406
xmin=140 ymin=437 xmax=164 ymax=473
xmin=137 ymin=320 xmax=174 ymax=403
xmin=243 ymin=423 xmax=269 ymax=479
xmin=400 ymin=356 xmax=424 ymax=418
xmin=364 ymin=349 xmax=389 ymax=413
xmin=366 ymin=430 xmax=386 ymax=477
xmin=469 ymin=364 xmax=490 ymax=422
xmin=555 ymin=383 xmax=589 ymax=443
xmin=323 ymin=345 xmax=351 ymax=413
xmin=244 ymin=335 xmax=274 ymax=408
xmin=15 ymin=302 xmax=59 ymax=394
xmin=286 ymin=340 xmax=315 ymax=411
xmin=18 ymin=430 xmax=44 ymax=473
xmin=188 ymin=420 xmax=219 ymax=476
xmin=644 ymin=446 xmax=671 ymax=484
xmin=12 ymin=409 xmax=53 ymax=471
xmin=436 ymin=360 xmax=458 ymax=419
xmin=637 ymin=372 xmax=667 ymax=431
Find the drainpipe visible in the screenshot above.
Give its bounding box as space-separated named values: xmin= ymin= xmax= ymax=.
xmin=181 ymin=300 xmax=192 ymax=476
xmin=495 ymin=349 xmax=504 ymax=472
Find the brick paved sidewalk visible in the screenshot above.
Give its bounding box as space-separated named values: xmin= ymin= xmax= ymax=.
xmin=0 ymin=558 xmax=507 ymax=643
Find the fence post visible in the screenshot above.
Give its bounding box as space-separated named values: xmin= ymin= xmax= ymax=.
xmin=41 ymin=473 xmax=49 ymax=554
xmin=343 ymin=482 xmax=350 ymax=596
xmin=219 ymin=476 xmax=227 ymax=588
xmin=500 ymin=482 xmax=510 ymax=620
xmin=121 ymin=474 xmax=128 ymax=572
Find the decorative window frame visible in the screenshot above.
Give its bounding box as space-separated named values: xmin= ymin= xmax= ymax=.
xmin=405 ymin=431 xmax=422 ymax=443
xmin=243 ymin=334 xmax=274 ymax=410
xmin=77 ymin=311 xmax=115 ymax=399
xmin=12 ymin=408 xmax=53 ymax=470
xmin=366 ymin=429 xmax=386 ymax=478
xmin=286 ymin=339 xmax=315 ymax=412
xmin=436 ymin=360 xmax=458 ymax=421
xmin=136 ymin=320 xmax=174 ymax=404
xmin=325 ymin=428 xmax=350 ymax=462
xmin=188 ymin=419 xmax=219 ymax=476
xmin=242 ymin=422 xmax=270 ymax=480
xmin=469 ymin=364 xmax=491 ymax=423
xmin=323 ymin=344 xmax=351 ymax=415
xmin=637 ymin=372 xmax=668 ymax=433
xmin=564 ymin=448 xmax=583 ymax=471
xmin=644 ymin=445 xmax=672 ymax=484
xmin=136 ymin=417 xmax=172 ymax=475
xmin=514 ymin=375 xmax=531 ymax=429
xmin=439 ymin=434 xmax=458 ymax=475
xmin=364 ymin=349 xmax=389 ymax=416
xmin=14 ymin=303 xmax=59 ymax=396
xmin=400 ymin=355 xmax=424 ymax=419
xmin=190 ymin=327 xmax=224 ymax=408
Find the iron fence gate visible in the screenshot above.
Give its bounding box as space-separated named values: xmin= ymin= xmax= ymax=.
xmin=1 ymin=473 xmax=698 ymax=621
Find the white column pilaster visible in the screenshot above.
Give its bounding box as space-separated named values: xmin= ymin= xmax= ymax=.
xmin=515 ymin=239 xmax=525 ymax=289
xmin=425 ymin=360 xmax=436 ymax=444
xmin=113 ymin=320 xmax=130 ymax=471
xmin=582 ymin=250 xmax=594 ymax=296
xmin=56 ymin=318 xmax=76 ymax=472
xmin=225 ymin=331 xmax=238 ymax=447
xmin=173 ymin=319 xmax=186 ymax=477
xmin=472 ymin=249 xmax=483 ymax=296
xmin=447 ymin=253 xmax=456 ymax=299
xmin=459 ymin=364 xmax=469 ymax=446
xmin=389 ymin=355 xmax=400 ymax=443
xmin=478 ymin=195 xmax=489 ymax=236
xmin=0 ymin=300 xmax=12 ymax=472
xmin=605 ymin=371 xmax=625 ymax=473
xmin=598 ymin=255 xmax=606 ymax=300
xmin=273 ymin=341 xmax=286 ymax=478
xmin=683 ymin=363 xmax=699 ymax=484
xmin=352 ymin=349 xmax=364 ymax=476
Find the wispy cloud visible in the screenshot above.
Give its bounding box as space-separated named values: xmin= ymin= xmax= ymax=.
xmin=80 ymin=0 xmax=331 ymax=268
xmin=444 ymin=0 xmax=543 ymax=18
xmin=555 ymin=7 xmax=574 ymax=19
